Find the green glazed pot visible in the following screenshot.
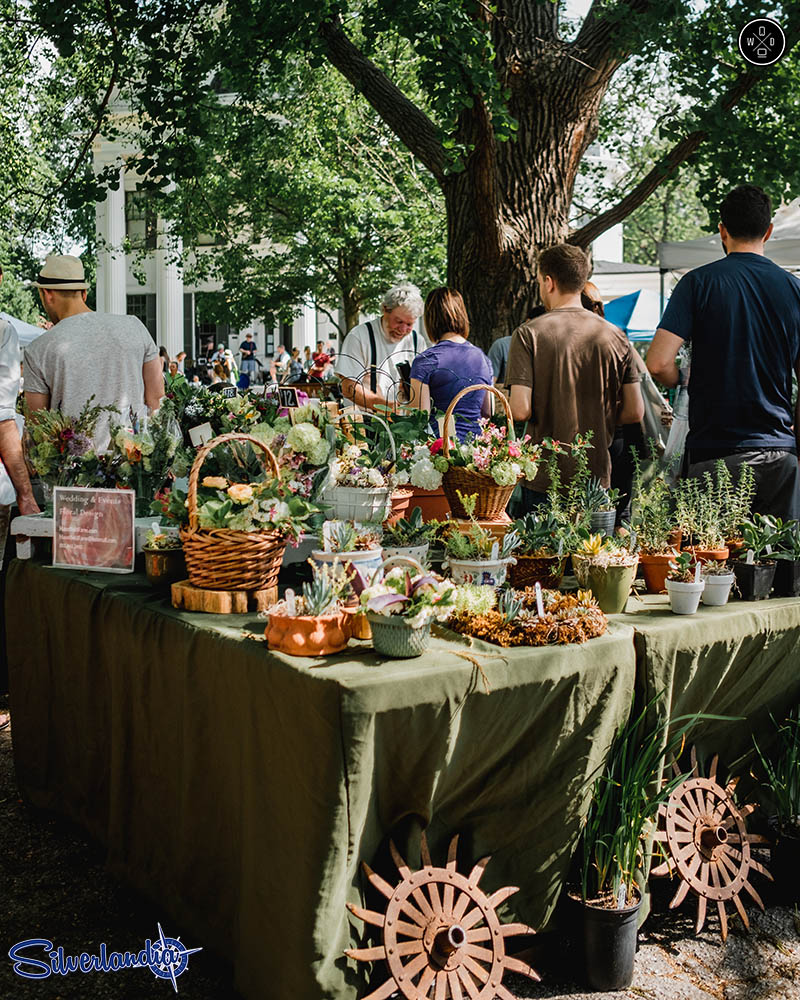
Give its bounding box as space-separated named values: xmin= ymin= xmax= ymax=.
xmin=573 ymin=557 xmax=638 ymax=614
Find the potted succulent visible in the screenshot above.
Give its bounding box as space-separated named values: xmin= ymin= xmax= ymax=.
xmin=381 ymin=506 xmax=432 ymax=565
xmin=357 ymin=556 xmax=457 ymax=658
xmin=312 ymin=520 xmax=384 ymax=586
xmin=772 ymin=519 xmax=800 ymax=597
xmin=665 ymin=551 xmax=705 ymax=615
xmin=572 ymin=533 xmax=638 ymax=614
xmin=583 ymin=477 xmax=621 ymax=537
xmin=631 ymin=453 xmax=677 ymax=594
xmin=577 ymin=700 xmax=702 ymax=991
xmin=264 ymin=563 xmax=352 ymax=656
xmin=700 ymin=560 xmax=735 ymax=606
xmin=734 ymin=514 xmax=781 ymax=601
xmin=508 ymin=510 xmax=567 ymax=590
xmin=753 ymin=709 xmax=800 ymax=903
xmin=142 ymin=526 xmax=185 ymax=589
xmin=442 ymin=492 xmax=520 ymax=586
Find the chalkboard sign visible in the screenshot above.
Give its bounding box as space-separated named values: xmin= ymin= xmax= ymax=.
xmin=53 ymin=487 xmax=136 ymax=573
xmin=279 ymin=386 xmax=299 ymax=408
xmin=221 ymin=385 xmax=237 ymax=398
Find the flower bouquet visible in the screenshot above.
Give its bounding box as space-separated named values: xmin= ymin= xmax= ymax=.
xmin=23 ymin=396 xmax=118 ymax=496
xmin=356 ymin=556 xmax=456 ymax=658
xmin=109 ymin=400 xmax=184 ymax=515
xmin=440 ymin=386 xmax=541 ymax=520
xmin=325 ymin=413 xmax=397 ymax=521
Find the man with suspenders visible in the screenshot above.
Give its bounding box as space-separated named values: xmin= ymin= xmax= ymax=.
xmin=336 ymin=284 xmax=426 ymax=411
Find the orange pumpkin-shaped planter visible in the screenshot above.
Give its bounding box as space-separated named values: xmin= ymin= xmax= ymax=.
xmin=264 ymin=610 xmax=351 ymax=657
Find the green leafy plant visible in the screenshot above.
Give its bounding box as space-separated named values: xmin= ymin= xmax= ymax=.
xmin=382 ymin=506 xmax=432 ymax=548
xmin=580 ymin=698 xmax=731 ymax=907
xmin=667 ymin=550 xmax=695 ymax=583
xmin=773 ymin=520 xmax=800 ymax=561
xmin=583 ymin=477 xmax=620 ymax=514
xmin=631 ymin=445 xmax=675 ymax=554
xmin=320 ymin=520 xmax=382 ymax=553
xmin=298 ymin=566 xmax=350 ymax=616
xmin=144 ymin=528 xmax=182 ymax=551
xmin=497 ymin=588 xmax=523 ymax=624
xmin=715 ymin=461 xmax=756 ymax=541
xmin=444 ymin=492 xmax=521 ymax=560
xmin=546 ymin=432 xmax=595 ymax=531
xmin=512 ymin=511 xmax=566 ymax=557
xmin=753 ymin=709 xmax=800 ymax=837
xmin=675 ymin=474 xmax=726 ymax=550
xmin=739 ymin=514 xmax=784 ymax=564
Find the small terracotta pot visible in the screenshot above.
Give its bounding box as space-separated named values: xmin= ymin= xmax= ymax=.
xmin=406 ymin=486 xmax=451 ymax=522
xmin=687 ymin=546 xmax=729 ymax=566
xmin=343 ymin=606 xmax=372 ymax=640
xmin=264 ymin=610 xmax=351 ymax=656
xmin=639 ymin=552 xmax=674 ymax=594
xmin=144 ymin=547 xmax=186 ymax=589
xmin=384 ymin=488 xmax=414 ymax=528
xmin=668 ymin=528 xmax=683 ymax=549
xmin=726 ymin=537 xmax=745 ymax=559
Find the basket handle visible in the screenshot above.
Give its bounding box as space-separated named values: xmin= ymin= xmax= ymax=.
xmin=370 ymin=554 xmax=425 ymax=587
xmin=187 ymin=431 xmax=282 ymax=531
xmin=441 ymin=384 xmax=515 ymax=459
xmin=336 ymin=411 xmax=397 ymax=467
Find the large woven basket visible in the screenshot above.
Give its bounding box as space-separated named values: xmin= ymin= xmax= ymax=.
xmin=180 ymin=432 xmax=287 ymax=591
xmin=441 ymin=384 xmax=519 ymax=520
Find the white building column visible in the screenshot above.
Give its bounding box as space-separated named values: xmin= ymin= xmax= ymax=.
xmin=156 ymin=213 xmax=185 ymax=359
xmin=293 ymin=300 xmax=318 ymax=353
xmin=95 ymin=165 xmax=127 ymax=315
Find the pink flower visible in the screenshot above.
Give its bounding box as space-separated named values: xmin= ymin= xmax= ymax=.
xmin=508 ymin=441 xmax=521 ymax=458
xmin=429 ymin=438 xmax=444 ymax=455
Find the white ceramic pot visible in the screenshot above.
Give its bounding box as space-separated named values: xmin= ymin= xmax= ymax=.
xmin=446 ymin=557 xmax=515 ymax=587
xmin=701 ymin=573 xmax=734 ymax=606
xmin=311 ymin=547 xmax=384 ymax=587
xmin=325 ymin=485 xmax=392 ymax=523
xmin=665 ymin=578 xmax=705 ymax=615
xmin=382 ymin=543 xmax=429 ymax=566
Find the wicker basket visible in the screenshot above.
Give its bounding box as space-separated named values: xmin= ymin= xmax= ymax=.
xmin=327 ymin=411 xmax=396 ymax=522
xmin=180 ymin=432 xmax=287 ymax=591
xmin=441 ymin=384 xmax=519 ymax=520
xmin=366 ymin=555 xmax=432 ymax=658
xmin=509 ymin=554 xmax=566 ymax=590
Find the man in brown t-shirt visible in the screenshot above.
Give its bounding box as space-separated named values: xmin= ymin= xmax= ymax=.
xmin=507 ymin=244 xmax=644 ymax=510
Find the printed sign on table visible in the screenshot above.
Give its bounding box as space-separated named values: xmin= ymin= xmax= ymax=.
xmin=53 ymin=487 xmax=135 ymax=573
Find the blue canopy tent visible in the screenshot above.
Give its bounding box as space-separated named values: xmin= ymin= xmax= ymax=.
xmin=603 ymin=289 xmax=665 ymax=342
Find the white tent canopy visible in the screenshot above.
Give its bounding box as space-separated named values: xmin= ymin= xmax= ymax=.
xmin=658 ymin=198 xmax=800 ymax=272
xmin=1 ymin=312 xmax=44 ymax=347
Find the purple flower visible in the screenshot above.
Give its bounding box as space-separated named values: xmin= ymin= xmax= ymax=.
xmin=67 ymin=432 xmax=92 ymax=456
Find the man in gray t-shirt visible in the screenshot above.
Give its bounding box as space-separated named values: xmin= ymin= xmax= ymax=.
xmin=24 ymin=254 xmax=163 ymax=452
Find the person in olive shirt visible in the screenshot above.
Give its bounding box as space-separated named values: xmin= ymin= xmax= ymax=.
xmin=647 ymin=184 xmax=800 ymax=520
xmin=507 ymin=244 xmax=644 ymax=512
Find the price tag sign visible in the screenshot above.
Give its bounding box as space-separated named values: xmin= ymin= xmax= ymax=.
xmin=188 ymin=422 xmax=214 ymax=447
xmin=279 ymin=387 xmax=299 ymax=408
xmin=534 ymin=581 xmax=544 ymax=618
xmin=53 ymin=487 xmax=135 ymax=573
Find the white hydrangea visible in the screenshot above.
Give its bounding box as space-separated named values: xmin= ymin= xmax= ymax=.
xmin=394 ymin=469 xmax=410 ymax=486
xmin=293 ymin=403 xmax=316 ymax=423
xmin=287 ymin=421 xmax=321 ymax=453
xmin=345 ymin=444 xmax=362 ymax=461
xmin=330 ymin=459 xmax=343 ymax=483
xmin=366 ymin=467 xmax=385 ymax=487
xmin=308 ymin=438 xmax=330 ymax=465
xmin=410 ymin=457 xmax=443 ymax=491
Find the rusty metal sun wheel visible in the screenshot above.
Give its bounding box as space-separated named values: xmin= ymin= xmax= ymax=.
xmin=345 ymin=832 xmax=539 ymax=1000
xmin=651 ymin=748 xmax=772 ymax=940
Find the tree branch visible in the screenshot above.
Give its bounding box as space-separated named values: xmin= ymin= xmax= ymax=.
xmin=317 ymin=15 xmax=446 ymax=182
xmin=571 ymin=0 xmax=651 ymax=82
xmin=568 ymin=22 xmax=800 ymax=248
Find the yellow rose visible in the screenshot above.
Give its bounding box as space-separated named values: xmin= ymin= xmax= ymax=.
xmin=202 ymin=476 xmax=228 ymax=489
xmin=227 ymin=484 xmax=254 ymax=503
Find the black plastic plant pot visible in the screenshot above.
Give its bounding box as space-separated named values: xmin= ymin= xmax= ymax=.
xmin=772 ymin=832 xmax=800 ymax=903
xmin=733 ymin=561 xmax=776 ymax=601
xmin=772 ymin=559 xmax=800 ymax=598
xmin=581 ymin=894 xmax=641 ymax=991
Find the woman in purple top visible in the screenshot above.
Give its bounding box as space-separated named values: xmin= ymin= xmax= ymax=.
xmin=409 ymin=287 xmax=494 ymax=440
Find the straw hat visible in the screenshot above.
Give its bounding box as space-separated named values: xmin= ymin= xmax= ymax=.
xmin=33 ymin=254 xmax=88 ymax=290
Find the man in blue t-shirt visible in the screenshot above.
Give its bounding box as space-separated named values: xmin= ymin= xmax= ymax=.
xmin=647 ymin=184 xmax=800 ymax=520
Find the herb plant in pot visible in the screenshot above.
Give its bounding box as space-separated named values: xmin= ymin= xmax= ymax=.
xmin=716 ymin=460 xmax=756 ymax=556
xmin=701 ymin=560 xmax=735 ymax=606
xmin=772 ymin=519 xmax=800 ymax=597
xmin=442 ymin=492 xmax=520 ymax=586
xmin=381 ymin=506 xmax=432 ymax=566
xmin=631 ymin=453 xmax=677 ymax=594
xmin=358 ymin=556 xmax=456 ymax=658
xmin=734 ymin=514 xmax=781 ymax=601
xmin=508 ymin=511 xmax=567 ymax=589
xmin=675 ymin=474 xmax=728 ymax=563
xmin=753 ymin=709 xmax=800 ymax=903
xmin=665 ymin=551 xmax=705 ymax=615
xmin=572 ymin=534 xmax=638 ymax=614
xmin=264 ymin=563 xmax=352 ymax=656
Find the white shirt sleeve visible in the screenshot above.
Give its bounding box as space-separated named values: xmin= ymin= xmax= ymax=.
xmin=0 ymin=321 xmax=20 ymax=422
xmin=335 ymin=325 xmax=370 ymax=382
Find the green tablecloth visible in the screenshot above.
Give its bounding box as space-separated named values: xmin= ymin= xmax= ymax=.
xmin=612 ymin=593 xmax=800 ymax=765
xmin=7 ymin=560 xmax=636 ymax=1000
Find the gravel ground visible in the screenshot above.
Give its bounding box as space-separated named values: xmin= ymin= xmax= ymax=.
xmin=1 ymin=714 xmax=799 ymax=1000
